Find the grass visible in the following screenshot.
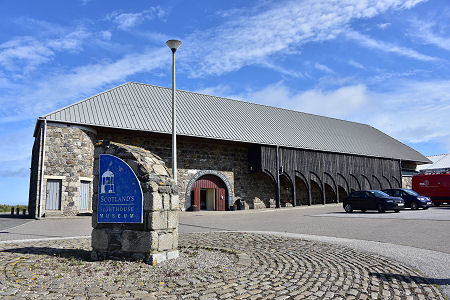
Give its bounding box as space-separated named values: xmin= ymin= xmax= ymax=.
xmin=0 ymin=204 xmax=28 ymax=213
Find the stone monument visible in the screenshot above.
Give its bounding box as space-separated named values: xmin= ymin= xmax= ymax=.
xmin=91 ymin=141 xmax=179 ymax=264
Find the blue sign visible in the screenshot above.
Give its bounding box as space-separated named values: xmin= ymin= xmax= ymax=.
xmin=98 ymin=154 xmax=143 ymax=223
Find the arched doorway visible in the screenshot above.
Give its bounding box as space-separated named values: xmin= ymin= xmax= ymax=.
xmin=295 ymin=173 xmax=308 ymax=206
xmin=280 ymin=174 xmax=293 ymax=207
xmin=190 ymin=174 xmax=227 ymax=211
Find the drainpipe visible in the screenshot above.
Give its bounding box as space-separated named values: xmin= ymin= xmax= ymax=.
xmin=275 ymin=145 xmax=281 ymax=208
xmin=37 ymin=119 xmax=47 ymax=219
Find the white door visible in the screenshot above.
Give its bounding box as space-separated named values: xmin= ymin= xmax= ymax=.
xmin=46 ymin=179 xmax=61 ymax=210
xmin=80 ymin=181 xmax=90 ymax=211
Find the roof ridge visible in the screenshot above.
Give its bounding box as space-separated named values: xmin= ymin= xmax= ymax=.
xmin=40 ymin=82 xmax=134 ymax=119
xmin=131 ymin=81 xmax=372 ymax=128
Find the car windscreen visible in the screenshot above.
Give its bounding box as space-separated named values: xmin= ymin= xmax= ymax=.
xmin=370 ymin=191 xmax=390 ymax=197
xmin=404 ymin=189 xmax=419 ymax=196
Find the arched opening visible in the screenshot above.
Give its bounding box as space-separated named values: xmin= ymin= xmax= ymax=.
xmin=310 ymin=173 xmax=323 ymax=205
xmin=337 ymin=173 xmax=349 ymax=203
xmin=324 ymin=183 xmax=336 ymax=203
xmin=338 ymin=185 xmax=348 ymax=200
xmin=280 ymin=174 xmax=293 ymax=207
xmin=324 ymin=173 xmax=337 ymax=203
xmin=349 ymin=174 xmax=361 ymax=191
xmin=295 ymin=173 xmax=308 ymax=206
xmin=372 ymin=175 xmax=382 ymax=190
xmin=248 ymin=171 xmax=276 ymax=208
xmin=382 ymin=176 xmax=392 ymax=189
xmin=190 ymin=174 xmax=227 ymax=211
xmin=361 ymin=175 xmax=371 ymax=190
xmin=392 ymin=176 xmax=401 ymax=188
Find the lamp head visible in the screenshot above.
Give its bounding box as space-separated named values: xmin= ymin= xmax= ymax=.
xmin=166 ymin=40 xmax=182 ymax=53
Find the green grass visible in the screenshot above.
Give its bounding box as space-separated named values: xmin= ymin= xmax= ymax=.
xmin=0 ymin=204 xmax=28 ymax=213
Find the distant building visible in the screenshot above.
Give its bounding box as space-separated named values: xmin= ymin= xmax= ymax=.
xmin=28 ymin=82 xmax=430 ymax=218
xmin=417 ymin=154 xmax=450 ymax=174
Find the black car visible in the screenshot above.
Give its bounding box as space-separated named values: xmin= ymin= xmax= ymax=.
xmin=343 ymin=190 xmax=404 ymax=213
xmin=383 ymin=188 xmax=432 ymax=210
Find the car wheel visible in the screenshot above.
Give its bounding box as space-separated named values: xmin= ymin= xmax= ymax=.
xmin=377 ymin=204 xmax=385 ymax=213
xmin=361 ymin=209 xmax=366 ymax=213
xmin=344 ymin=204 xmax=353 ymax=213
xmin=411 ymin=202 xmax=418 ymax=210
xmin=394 ymin=209 xmax=400 ymax=213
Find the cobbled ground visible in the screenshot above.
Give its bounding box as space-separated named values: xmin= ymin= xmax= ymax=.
xmin=0 ymin=232 xmax=444 ymax=299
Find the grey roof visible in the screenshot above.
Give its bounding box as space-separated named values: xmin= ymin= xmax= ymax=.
xmin=417 ymin=154 xmax=450 ymax=170
xmin=41 ymin=82 xmax=429 ymax=163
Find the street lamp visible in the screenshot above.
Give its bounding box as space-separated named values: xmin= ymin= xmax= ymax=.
xmin=166 ymin=39 xmax=182 ymax=184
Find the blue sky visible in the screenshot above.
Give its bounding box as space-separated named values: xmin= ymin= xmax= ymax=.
xmin=1 ymin=0 xmax=450 ymax=205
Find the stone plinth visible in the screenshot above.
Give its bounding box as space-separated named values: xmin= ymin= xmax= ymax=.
xmin=91 ymin=141 xmax=179 ymax=264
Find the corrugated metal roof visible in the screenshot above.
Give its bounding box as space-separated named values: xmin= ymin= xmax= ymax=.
xmin=41 ymin=82 xmax=429 ymax=163
xmin=417 ymin=154 xmax=450 ymax=170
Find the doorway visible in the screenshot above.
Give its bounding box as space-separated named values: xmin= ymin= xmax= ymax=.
xmin=190 ymin=174 xmax=227 ymax=211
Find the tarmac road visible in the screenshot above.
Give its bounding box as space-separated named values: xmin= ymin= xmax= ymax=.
xmin=179 ymin=204 xmax=450 ymax=254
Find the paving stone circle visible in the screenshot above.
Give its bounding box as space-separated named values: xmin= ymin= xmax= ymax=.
xmin=0 ymin=232 xmax=444 ymax=299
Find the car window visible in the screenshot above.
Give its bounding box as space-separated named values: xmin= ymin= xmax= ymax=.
xmin=384 ymin=190 xmax=393 ymax=196
xmin=404 ymin=189 xmax=419 ymax=196
xmin=370 ymin=190 xmax=389 ymax=197
xmin=363 ymin=192 xmax=371 ymax=199
xmin=392 ymin=190 xmax=401 ymax=197
xmin=350 ymin=191 xmax=361 ymax=198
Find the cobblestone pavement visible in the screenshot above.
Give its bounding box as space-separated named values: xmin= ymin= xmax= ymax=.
xmin=0 ymin=232 xmax=444 ymax=299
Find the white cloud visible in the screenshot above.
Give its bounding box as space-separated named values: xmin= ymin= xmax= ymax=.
xmin=412 ymin=20 xmax=450 ymax=51
xmin=182 ymin=0 xmax=427 ymax=77
xmin=377 ymin=23 xmax=391 ymax=29
xmin=0 ymin=47 xmax=167 ymax=123
xmin=345 ymin=30 xmax=437 ymax=61
xmin=348 ymin=59 xmax=366 ymax=70
xmin=314 ymin=63 xmax=334 ymax=73
xmin=217 ymin=79 xmax=450 ymax=152
xmin=0 ymin=29 xmax=90 ymax=74
xmin=108 ymin=7 xmax=166 ymax=31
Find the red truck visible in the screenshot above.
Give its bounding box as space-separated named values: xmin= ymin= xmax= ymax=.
xmin=412 ymin=174 xmax=450 ymax=206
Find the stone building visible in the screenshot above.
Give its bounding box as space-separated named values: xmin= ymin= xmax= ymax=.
xmin=28 ymin=82 xmax=430 ymax=218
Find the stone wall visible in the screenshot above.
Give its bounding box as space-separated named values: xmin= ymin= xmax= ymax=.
xmin=402 ymin=175 xmax=413 ymax=189
xmin=91 ymin=141 xmax=178 ymax=264
xmin=28 ymin=123 xmax=96 ymax=217
xmin=98 ymin=129 xmax=277 ymax=210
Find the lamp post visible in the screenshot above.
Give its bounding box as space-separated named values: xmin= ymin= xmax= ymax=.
xmin=166 ymin=39 xmax=182 ymax=184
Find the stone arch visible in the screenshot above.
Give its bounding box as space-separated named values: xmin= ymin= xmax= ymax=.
xmin=185 ymin=170 xmax=233 ymax=210
xmin=372 ymin=175 xmax=382 ymax=190
xmin=382 ymin=176 xmax=392 ymax=189
xmin=310 ymin=172 xmax=323 ymax=205
xmin=247 ymin=170 xmax=277 ymax=209
xmin=324 ymin=172 xmax=337 ymax=203
xmin=361 ymin=175 xmax=372 ymax=190
xmin=280 ymin=173 xmax=294 ymax=207
xmin=295 ymin=171 xmax=309 ymax=206
xmin=349 ymin=174 xmax=361 ymax=191
xmin=392 ymin=176 xmax=401 ymax=188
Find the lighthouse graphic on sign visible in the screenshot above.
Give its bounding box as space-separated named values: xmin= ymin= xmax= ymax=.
xmin=101 ymin=169 xmax=115 ymax=193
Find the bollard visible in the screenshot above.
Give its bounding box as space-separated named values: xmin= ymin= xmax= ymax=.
xmin=22 ymin=209 xmax=26 ymax=215
xmin=11 ymin=207 xmax=14 ymax=215
xmin=16 ymin=208 xmax=20 ymax=215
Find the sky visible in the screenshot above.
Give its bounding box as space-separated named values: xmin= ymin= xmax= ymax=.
xmin=0 ymin=0 xmax=450 ymax=205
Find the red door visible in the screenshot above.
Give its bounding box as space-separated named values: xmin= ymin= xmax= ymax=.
xmin=216 ymin=188 xmax=226 ymax=211
xmin=193 ymin=188 xmax=200 ymax=211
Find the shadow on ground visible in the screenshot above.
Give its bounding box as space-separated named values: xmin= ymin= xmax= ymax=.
xmin=369 ymin=272 xmax=450 ymax=286
xmin=2 ymin=246 xmax=92 ymax=262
